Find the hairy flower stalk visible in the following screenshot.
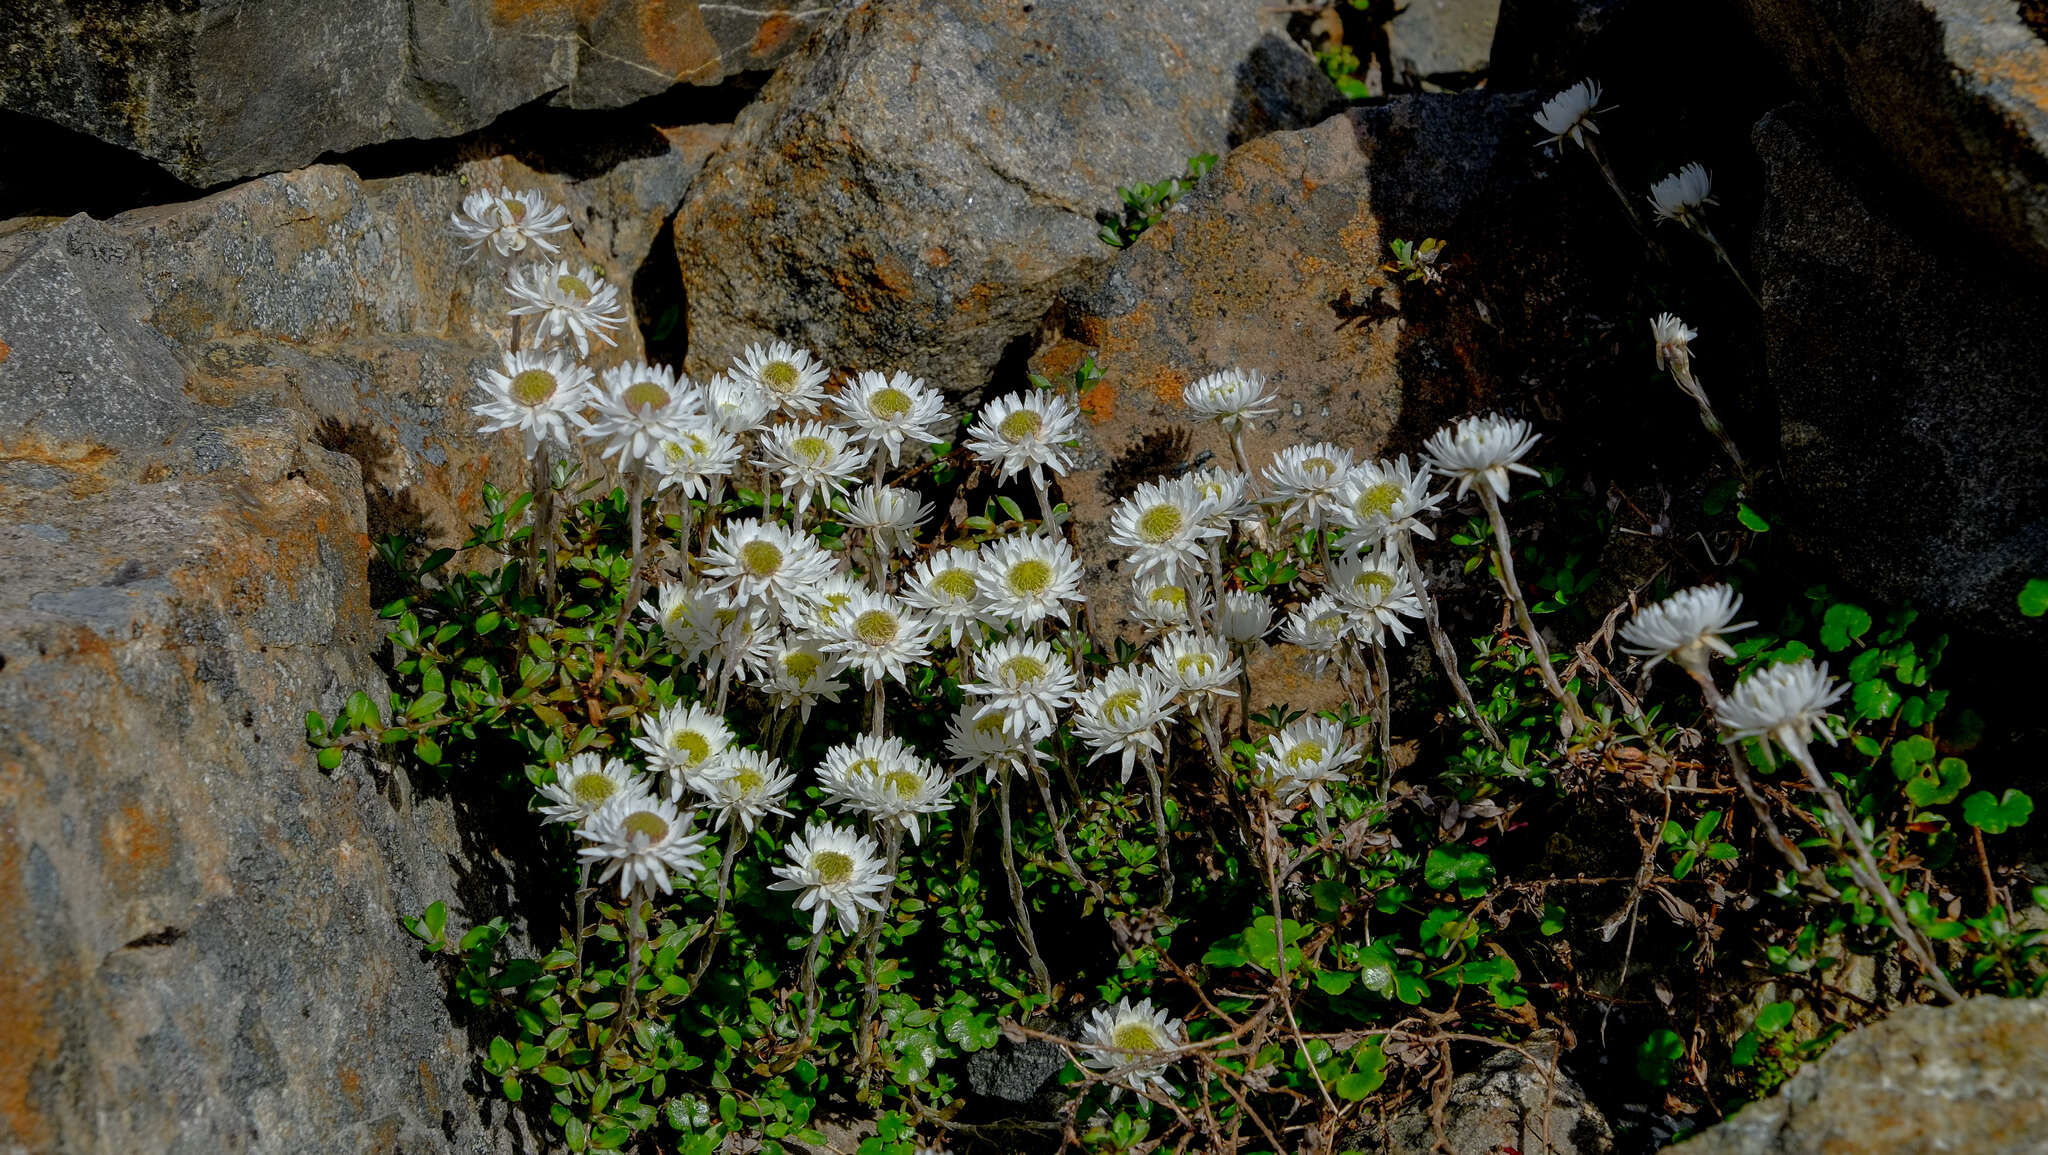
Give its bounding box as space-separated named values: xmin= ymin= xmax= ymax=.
xmin=996 ymin=772 xmax=1054 ymax=995
xmin=1534 ymin=79 xmax=1642 ymax=235
xmin=1142 ymin=749 xmax=1175 ymax=906
xmin=1478 ymin=486 xmax=1586 ymax=731
xmin=611 ymin=468 xmax=650 ymax=660
xmin=1648 ymin=163 xmax=1761 ymax=307
xmin=1651 ymin=314 xmax=1745 ymax=473
xmin=1396 ymin=535 xmax=1504 ymax=751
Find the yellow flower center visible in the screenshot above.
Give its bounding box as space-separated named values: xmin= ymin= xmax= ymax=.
xmin=1351 ymin=571 xmax=1396 ymax=600
xmin=556 ymin=274 xmax=593 ymax=302
xmin=783 ymin=651 xmax=820 ymax=681
xmin=814 ymin=850 xmax=855 ymax=885
xmin=1103 ymin=688 xmax=1142 ymax=722
xmin=1283 ymin=741 xmax=1326 ymax=770
xmin=510 ymin=368 xmax=558 ymax=406
xmin=793 ymin=435 xmax=832 ymax=464
xmin=884 ymin=770 xmax=924 ymax=799
xmin=1304 ymin=456 xmax=1338 ymax=481
xmin=974 ymin=713 xmax=1009 ymax=738
xmin=676 ymin=730 xmax=712 ymax=766
xmin=934 ymin=567 xmax=977 ymax=602
xmin=815 ymin=591 xmax=852 ymax=625
xmin=998 ymin=408 xmax=1042 ymax=441
xmin=1177 ymin=653 xmax=1214 ymax=679
xmin=870 ymin=387 xmax=913 ymax=419
xmin=1353 ymin=480 xmax=1403 ymax=521
xmin=1149 ymin=585 xmax=1188 ymax=609
xmin=623 ymin=381 xmax=670 ymax=410
xmin=1112 ymin=1022 xmax=1163 ymax=1051
xmin=761 ymin=360 xmax=802 ymax=393
xmin=1007 ymin=559 xmax=1053 ymax=596
xmin=853 ymin=610 xmax=899 ymax=647
xmin=622 ymin=810 xmax=668 ymax=843
xmin=570 ymin=771 xmax=615 ymax=805
xmin=734 ymin=770 xmax=764 ymax=794
xmin=1003 ymin=654 xmax=1048 ymax=682
xmin=1137 ymin=503 xmax=1183 ymax=543
xmin=739 ymin=539 xmax=784 ymax=578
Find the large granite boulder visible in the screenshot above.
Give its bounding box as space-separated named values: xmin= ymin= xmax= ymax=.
xmin=1752 ymin=105 xmax=2048 ymax=636
xmin=1 ymin=0 xmax=801 ymax=186
xmin=674 ymin=0 xmax=1344 ymax=394
xmin=0 ymin=132 xmax=714 ymax=1151
xmin=1668 ymin=998 xmax=2048 ymax=1154
xmin=1738 ymin=0 xmax=2048 ymax=270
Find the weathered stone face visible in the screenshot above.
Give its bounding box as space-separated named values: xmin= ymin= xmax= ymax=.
xmin=0 ymin=0 xmax=803 ymax=186
xmin=0 ymin=135 xmax=715 ymax=1151
xmin=673 ymin=0 xmax=1343 ymax=397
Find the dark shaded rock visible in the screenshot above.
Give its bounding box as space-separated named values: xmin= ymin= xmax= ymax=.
xmin=1388 ymin=0 xmax=1500 ymax=88
xmin=0 ymin=0 xmax=809 ymax=186
xmin=0 ymin=132 xmax=716 ymax=1152
xmin=1752 ymin=105 xmax=2048 ymax=637
xmin=674 ymin=0 xmax=1343 ymax=395
xmin=1737 ymin=0 xmax=2048 ymax=269
xmin=1487 ymin=0 xmax=1638 ymax=91
xmin=966 ymin=1032 xmax=1068 ymax=1104
xmin=1360 ymin=1038 xmax=1615 ymax=1154
xmin=1668 ymin=998 xmax=2048 ymax=1155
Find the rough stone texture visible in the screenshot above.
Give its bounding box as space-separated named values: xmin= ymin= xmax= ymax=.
xmin=1361 ymin=1040 xmax=1614 ymax=1154
xmin=0 ymin=0 xmax=809 ymax=186
xmin=1388 ymin=0 xmax=1500 ymax=87
xmin=0 ymin=135 xmax=716 ymax=1152
xmin=1032 ymin=93 xmax=1603 ymax=641
xmin=1669 ymin=998 xmax=2048 ymax=1155
xmin=674 ymin=0 xmax=1343 ymax=395
xmin=1738 ymin=0 xmax=2048 ymax=270
xmin=1752 ymin=105 xmax=2048 ymax=637
xmin=1486 ymin=0 xmax=1638 ymax=90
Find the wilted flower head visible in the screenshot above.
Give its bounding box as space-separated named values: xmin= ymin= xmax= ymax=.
xmin=1218 ymin=590 xmax=1274 ymax=645
xmin=842 ymin=484 xmax=933 ymax=558
xmin=1534 ymin=79 xmax=1606 ymax=150
xmin=1715 ymin=658 xmax=1847 ymax=754
xmin=1649 ymin=162 xmax=1716 ymax=225
xmin=1651 ymin=313 xmax=1697 ymax=373
xmin=1619 ymin=584 xmax=1752 ymax=673
xmin=1422 ymin=414 xmax=1542 ymax=502
xmin=701 ymin=371 xmax=774 ymax=434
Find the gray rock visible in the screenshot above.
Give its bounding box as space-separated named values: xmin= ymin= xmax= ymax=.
xmin=1363 ymin=1038 xmax=1615 ymax=1154
xmin=1667 ymin=998 xmax=2048 ymax=1155
xmin=1738 ymin=0 xmax=2048 ymax=269
xmin=1388 ymin=0 xmax=1501 ymax=87
xmin=674 ymin=0 xmax=1343 ymax=395
xmin=0 ymin=132 xmax=716 ymax=1152
xmin=0 ymin=0 xmax=811 ymax=186
xmin=1753 ymin=105 xmax=2048 ymax=637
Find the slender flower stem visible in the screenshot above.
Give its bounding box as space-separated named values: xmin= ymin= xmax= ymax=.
xmin=572 ymin=860 xmax=593 ymax=980
xmin=1142 ymin=750 xmax=1176 ymax=907
xmin=1783 ymin=737 xmax=1962 ymax=1003
xmin=622 ymin=889 xmax=650 ymax=1020
xmin=798 ymin=926 xmax=828 ymax=1043
xmin=1669 ymin=362 xmax=1746 ymax=474
xmin=997 ymin=773 xmax=1053 ymax=996
xmin=1475 ymin=488 xmax=1586 ymax=731
xmin=1397 ymin=535 xmax=1504 ymax=751
xmin=859 ymin=824 xmax=904 ymax=1063
xmin=1370 ymin=642 xmax=1395 ymax=802
xmin=611 ymin=469 xmax=647 ymax=659
xmin=1582 ymin=137 xmax=1649 ymax=238
xmin=1679 ymin=662 xmax=1832 ymax=896
xmin=1030 ymin=468 xmax=1060 ymax=532
xmin=1691 ymin=219 xmax=1763 ymax=309
xmin=1227 ymin=427 xmax=1253 ymax=482
xmin=538 ymin=447 xmax=561 ymax=601
xmin=1032 ymin=770 xmax=1104 ymax=903
xmin=689 ymin=823 xmax=750 ymax=986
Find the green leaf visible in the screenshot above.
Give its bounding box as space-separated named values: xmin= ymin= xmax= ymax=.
xmin=1313 ymin=969 xmax=1356 ymax=996
xmin=424 ymin=901 xmax=447 ymax=944
xmin=316 ymin=746 xmax=344 ymax=771
xmin=1754 ymin=1001 xmax=1795 ymax=1033
xmin=488 ymin=1035 xmax=514 ymax=1071
xmin=1888 ymin=734 xmax=1936 ymax=779
xmin=2020 ymin=578 xmax=2048 ymax=617
xmin=1539 ymin=904 xmax=1567 ymax=936
xmin=414 ymin=735 xmax=443 ymax=766
xmin=1852 ymin=678 xmax=1901 ymax=721
xmin=891 ymin=1028 xmax=939 ymax=1085
xmin=1904 ymin=757 xmax=1969 ymax=807
xmin=1635 ymin=1029 xmax=1687 ymax=1085
xmin=1819 ymin=603 xmax=1872 ymax=651
xmin=537 ymin=1065 xmax=572 ymax=1086
xmin=1963 ymin=789 xmax=2033 ymax=834
xmin=1736 ymin=503 xmax=1771 ymax=533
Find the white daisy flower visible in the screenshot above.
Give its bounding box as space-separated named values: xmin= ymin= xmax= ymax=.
xmin=1256 ymin=717 xmax=1363 ymax=809
xmin=756 ymin=419 xmax=871 ymax=520
xmin=713 ymin=598 xmax=782 ymax=679
xmin=1534 ymin=78 xmax=1606 ymax=150
xmin=946 ymin=702 xmax=1050 ymax=782
xmin=842 ymin=484 xmax=933 ymax=558
xmin=1130 ymin=578 xmax=1209 ymax=633
xmin=837 ymin=370 xmax=949 ymax=467
xmin=1183 ymin=368 xmax=1276 ymax=433
xmin=576 ymin=793 xmax=712 ymax=899
xmin=1150 ymin=631 xmax=1241 ymax=702
xmin=1071 ymin=666 xmax=1178 ymax=782
xmin=1651 ymin=312 xmax=1697 ymax=373
xmin=1648 ymin=162 xmax=1716 ymax=226
xmin=1188 ymin=467 xmax=1256 ymax=529
xmin=536 ymin=752 xmax=652 ymax=826
xmin=902 ymin=547 xmax=985 ymax=648
xmin=1329 ymin=547 xmax=1424 ymax=646
xmin=1218 ymin=590 xmax=1274 ymax=645
xmin=1715 ymin=658 xmax=1847 ymax=754
xmin=507 ymin=259 xmax=626 ymax=356
xmin=450 ymin=187 xmax=571 ymax=257
xmin=733 ymin=341 xmax=831 ymax=416
xmin=584 ymin=362 xmax=699 ymax=467
xmin=1079 ymin=997 xmax=1185 ymax=1098
xmin=964 ymin=389 xmax=1080 ymax=482
xmin=1279 ymin=595 xmax=1349 ymax=676
xmin=788 ymin=573 xmax=867 ymax=634
xmin=1422 ymin=414 xmax=1542 ymax=503
xmin=471 ymin=349 xmax=594 ymax=458
xmin=1108 ymin=477 xmax=1226 ymax=584
xmin=701 ymin=371 xmax=774 ymax=435
xmin=651 ymin=420 xmax=743 ymax=499
xmin=632 ymin=701 xmax=736 ymax=792
xmin=963 ymin=636 xmax=1078 ymax=738
xmin=639 ymin=581 xmax=727 ymax=664
xmin=976 ymin=533 xmax=1084 ymax=628
xmin=768 ymin=821 xmax=894 ymax=934
xmin=691 ymin=747 xmax=796 ymax=833
xmin=1263 ymin=442 xmax=1355 ymax=530
xmin=1620 ymin=584 xmax=1753 ymax=673
xmin=759 ymin=636 xmax=849 ymax=722
xmin=820 ymin=589 xmax=934 ymax=686
xmin=1331 ymin=456 xmax=1444 ymax=548
xmin=703 ymin=519 xmax=838 ymax=608
xmin=818 ymin=735 xmax=954 ymax=845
